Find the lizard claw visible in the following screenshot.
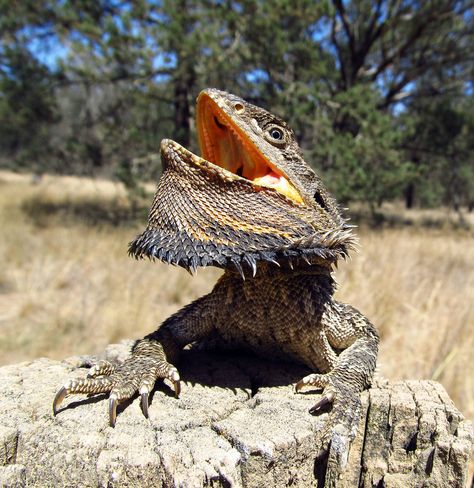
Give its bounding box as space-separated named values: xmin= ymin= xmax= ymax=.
xmin=295 ymin=372 xmax=335 ymax=413
xmin=172 ymin=377 xmax=181 ymax=398
xmin=109 ymin=394 xmax=118 ymax=427
xmin=309 ymin=392 xmax=334 ymax=414
xmin=53 ymin=386 xmax=67 ymax=415
xmin=295 ymin=369 xmax=362 ymax=480
xmin=140 ymin=391 xmax=149 ymax=418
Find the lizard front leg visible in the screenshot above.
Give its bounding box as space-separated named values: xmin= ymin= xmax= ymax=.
xmin=53 ymin=291 xmax=220 ymax=426
xmin=296 ymin=302 xmax=379 ymax=480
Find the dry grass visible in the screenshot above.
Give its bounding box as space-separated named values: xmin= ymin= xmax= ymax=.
xmin=335 ymin=229 xmax=474 ymax=423
xmin=1 ymin=170 xmax=473 ymax=429
xmin=0 ymin=171 xmax=220 ymax=365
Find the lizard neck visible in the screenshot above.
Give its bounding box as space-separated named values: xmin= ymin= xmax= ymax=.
xmin=223 ymin=261 xmax=336 ymax=295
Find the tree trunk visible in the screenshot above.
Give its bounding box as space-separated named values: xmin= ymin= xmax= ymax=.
xmin=405 ymin=183 xmax=415 ymax=209
xmin=173 ymin=71 xmax=193 ymax=147
xmin=171 ymin=0 xmax=196 ymax=149
xmin=0 ymin=342 xmax=472 ymax=487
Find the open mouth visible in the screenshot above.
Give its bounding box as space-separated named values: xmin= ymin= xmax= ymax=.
xmin=196 ymin=93 xmax=303 ymax=204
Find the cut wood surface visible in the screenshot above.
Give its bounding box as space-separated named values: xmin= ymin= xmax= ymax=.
xmin=0 ymin=342 xmax=472 ymax=487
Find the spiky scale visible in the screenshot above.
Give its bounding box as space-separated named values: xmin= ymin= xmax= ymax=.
xmin=232 ymin=259 xmax=245 ymax=280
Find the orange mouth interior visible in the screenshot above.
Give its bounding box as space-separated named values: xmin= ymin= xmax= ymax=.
xmin=196 ymin=94 xmax=303 ymax=204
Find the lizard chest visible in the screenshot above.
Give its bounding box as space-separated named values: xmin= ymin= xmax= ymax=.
xmin=213 ymin=273 xmax=330 ymax=368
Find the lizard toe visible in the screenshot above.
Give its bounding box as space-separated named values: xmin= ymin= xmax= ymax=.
xmin=53 ymin=353 xmax=182 ymax=427
xmin=295 ymin=372 xmax=329 ymax=393
xmin=52 ymin=376 xmax=113 ymax=415
xmin=87 ymin=360 xmax=116 ymax=378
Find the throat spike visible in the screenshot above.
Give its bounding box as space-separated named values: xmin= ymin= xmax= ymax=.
xmin=243 ymin=255 xmax=257 ymax=277
xmin=232 ymin=260 xmax=246 ymax=280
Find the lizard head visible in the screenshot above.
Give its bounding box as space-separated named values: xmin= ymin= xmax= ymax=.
xmin=129 ymin=89 xmax=355 ymax=275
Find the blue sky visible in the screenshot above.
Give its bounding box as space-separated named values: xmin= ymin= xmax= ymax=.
xmin=24 ymin=28 xmax=68 ymax=70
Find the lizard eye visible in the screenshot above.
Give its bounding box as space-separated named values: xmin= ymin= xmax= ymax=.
xmin=265 ymin=126 xmax=286 ymax=146
xmin=270 ymin=128 xmax=283 ymax=140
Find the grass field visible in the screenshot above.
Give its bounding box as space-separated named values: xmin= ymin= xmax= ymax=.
xmin=1 ymin=170 xmax=473 ymax=430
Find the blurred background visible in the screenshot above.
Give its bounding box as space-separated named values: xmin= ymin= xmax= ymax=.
xmin=0 ymin=1 xmax=472 ymax=429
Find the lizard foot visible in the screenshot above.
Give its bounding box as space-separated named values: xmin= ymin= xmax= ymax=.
xmin=53 ymin=356 xmax=180 ymax=427
xmin=296 ymin=372 xmax=362 ymax=483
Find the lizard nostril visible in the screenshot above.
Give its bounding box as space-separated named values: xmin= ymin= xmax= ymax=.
xmin=234 ymin=103 xmax=244 ymax=114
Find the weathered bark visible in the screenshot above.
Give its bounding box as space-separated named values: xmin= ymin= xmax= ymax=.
xmin=0 ymin=342 xmax=472 ymax=487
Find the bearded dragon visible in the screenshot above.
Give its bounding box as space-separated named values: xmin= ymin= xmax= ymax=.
xmin=53 ymin=89 xmax=379 ymax=480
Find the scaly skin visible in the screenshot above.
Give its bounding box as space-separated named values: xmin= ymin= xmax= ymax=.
xmin=54 ymin=89 xmax=379 ymax=482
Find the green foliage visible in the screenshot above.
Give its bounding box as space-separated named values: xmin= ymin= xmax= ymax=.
xmin=404 ymin=95 xmax=474 ymax=209
xmin=0 ymin=45 xmax=58 ymax=170
xmin=310 ymin=85 xmax=413 ymax=209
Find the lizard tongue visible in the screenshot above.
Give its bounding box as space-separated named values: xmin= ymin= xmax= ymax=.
xmin=253 ymin=172 xmax=303 ymax=203
xmin=253 ymin=171 xmax=281 ymax=186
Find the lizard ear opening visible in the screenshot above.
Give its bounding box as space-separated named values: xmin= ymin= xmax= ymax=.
xmin=314 ymin=191 xmax=327 ymax=210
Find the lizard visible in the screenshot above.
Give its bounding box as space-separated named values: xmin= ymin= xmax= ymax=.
xmin=53 ymin=88 xmax=379 ymax=479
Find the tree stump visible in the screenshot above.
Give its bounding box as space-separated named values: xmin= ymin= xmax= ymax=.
xmin=0 ymin=341 xmax=472 ymax=487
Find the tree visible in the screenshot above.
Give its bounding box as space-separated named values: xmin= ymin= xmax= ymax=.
xmin=0 ymin=0 xmax=472 ymax=215
xmin=403 ymin=94 xmax=474 ymax=211
xmin=0 ymin=45 xmax=57 ymax=169
xmin=311 ymin=84 xmax=412 ymax=210
xmin=325 ymin=0 xmax=473 ymax=108
xmin=0 ymin=1 xmax=59 ymax=170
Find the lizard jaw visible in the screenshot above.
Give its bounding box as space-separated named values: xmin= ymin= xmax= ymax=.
xmin=196 ymin=92 xmax=303 ymax=204
xmin=159 ymin=139 xmax=302 ymax=208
